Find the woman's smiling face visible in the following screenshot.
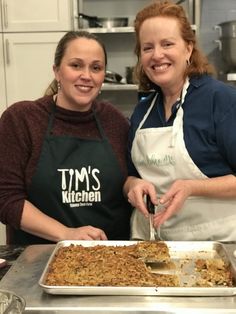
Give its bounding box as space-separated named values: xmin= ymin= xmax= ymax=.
xmin=139 ymin=16 xmax=193 ymax=91
xmin=54 ymin=37 xmax=106 ymax=112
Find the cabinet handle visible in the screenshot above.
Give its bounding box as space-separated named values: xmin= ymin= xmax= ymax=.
xmin=3 ymin=1 xmax=8 ymax=29
xmin=5 ymin=39 xmax=10 ymax=65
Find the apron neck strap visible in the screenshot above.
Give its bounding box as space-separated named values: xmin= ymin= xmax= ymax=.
xmin=169 ymin=77 xmax=190 ymax=148
xmin=46 ymin=100 xmax=57 ymax=136
xmin=92 ymin=107 xmax=107 ymax=140
xmin=180 ymin=77 xmax=190 ymax=106
xmin=138 ymin=94 xmax=158 ymax=130
xmin=138 ymin=77 xmax=189 ymax=131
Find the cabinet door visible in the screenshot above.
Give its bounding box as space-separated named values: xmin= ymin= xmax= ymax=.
xmin=1 ymin=0 xmax=72 ymax=32
xmin=0 ymin=34 xmax=7 ymax=115
xmin=3 ymin=32 xmax=65 ymax=106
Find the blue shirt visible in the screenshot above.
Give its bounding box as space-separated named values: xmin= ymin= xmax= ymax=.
xmin=128 ymin=75 xmax=236 ymax=178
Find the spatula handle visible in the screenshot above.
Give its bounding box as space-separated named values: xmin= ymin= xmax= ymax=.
xmin=146 ymin=195 xmax=155 ymax=214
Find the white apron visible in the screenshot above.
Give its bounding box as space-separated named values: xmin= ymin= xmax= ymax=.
xmin=131 ymin=80 xmax=236 ymax=241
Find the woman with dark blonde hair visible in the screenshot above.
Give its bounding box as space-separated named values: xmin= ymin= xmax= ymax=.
xmin=124 ymin=0 xmax=236 ymax=241
xmin=0 ymin=31 xmax=131 ymax=244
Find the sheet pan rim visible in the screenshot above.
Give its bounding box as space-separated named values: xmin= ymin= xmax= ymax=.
xmin=38 ymin=240 xmax=236 ymax=296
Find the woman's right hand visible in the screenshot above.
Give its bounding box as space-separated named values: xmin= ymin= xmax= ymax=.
xmin=21 ymin=200 xmax=108 ymax=242
xmin=65 ymin=226 xmax=108 ymax=240
xmin=124 ymin=176 xmax=157 ymax=217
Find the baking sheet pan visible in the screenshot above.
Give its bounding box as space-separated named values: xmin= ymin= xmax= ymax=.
xmin=38 ymin=240 xmax=236 ymax=296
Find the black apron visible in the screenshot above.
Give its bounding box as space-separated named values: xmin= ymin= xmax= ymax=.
xmin=14 ymin=104 xmax=131 ymax=244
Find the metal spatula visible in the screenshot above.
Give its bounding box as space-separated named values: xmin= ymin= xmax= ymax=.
xmin=145 ymin=196 xmax=177 ymax=274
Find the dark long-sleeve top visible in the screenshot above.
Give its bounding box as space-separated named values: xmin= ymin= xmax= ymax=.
xmin=0 ymin=95 xmax=130 ymax=229
xmin=128 ymin=75 xmax=236 ymax=178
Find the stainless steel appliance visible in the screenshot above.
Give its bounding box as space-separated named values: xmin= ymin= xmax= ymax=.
xmin=215 ymin=20 xmax=236 ymax=86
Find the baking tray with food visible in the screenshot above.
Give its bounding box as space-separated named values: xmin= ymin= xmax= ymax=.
xmin=38 ymin=240 xmax=236 ymax=296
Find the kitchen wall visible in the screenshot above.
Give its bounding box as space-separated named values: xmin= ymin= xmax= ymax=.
xmin=199 ymin=0 xmax=236 ymax=76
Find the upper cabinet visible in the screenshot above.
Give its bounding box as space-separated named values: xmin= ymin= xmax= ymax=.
xmin=1 ymin=0 xmax=73 ymax=32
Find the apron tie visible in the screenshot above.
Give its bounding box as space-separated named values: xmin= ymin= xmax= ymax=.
xmin=169 ymin=79 xmax=189 ymax=148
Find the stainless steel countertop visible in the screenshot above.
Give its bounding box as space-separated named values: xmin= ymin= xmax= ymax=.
xmin=0 ymin=243 xmax=236 ymax=313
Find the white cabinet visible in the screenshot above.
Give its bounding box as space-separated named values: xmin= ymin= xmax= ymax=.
xmin=1 ymin=0 xmax=72 ymax=32
xmin=0 ymin=0 xmax=74 ymax=110
xmin=3 ymin=32 xmax=65 ymax=105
